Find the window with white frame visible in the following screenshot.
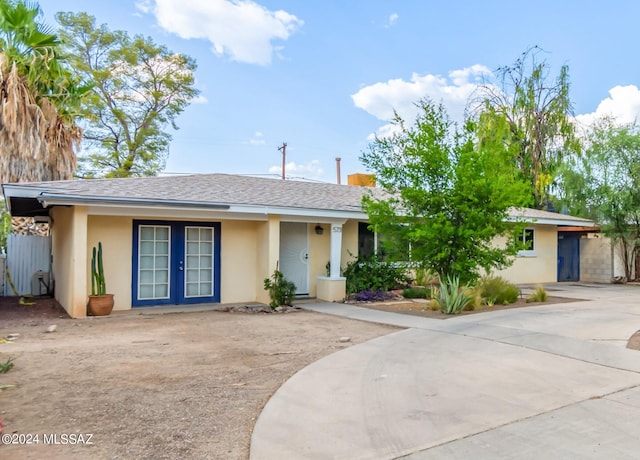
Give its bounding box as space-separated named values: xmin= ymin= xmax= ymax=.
xmin=518 ymin=228 xmax=535 ymax=255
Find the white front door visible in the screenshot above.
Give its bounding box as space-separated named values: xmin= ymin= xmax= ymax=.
xmin=279 ymin=222 xmax=309 ymax=295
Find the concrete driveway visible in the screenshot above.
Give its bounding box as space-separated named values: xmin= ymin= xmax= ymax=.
xmin=250 ymin=284 xmax=640 ymax=459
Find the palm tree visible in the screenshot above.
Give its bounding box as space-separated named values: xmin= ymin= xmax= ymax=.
xmin=0 ymin=0 xmax=85 ymax=184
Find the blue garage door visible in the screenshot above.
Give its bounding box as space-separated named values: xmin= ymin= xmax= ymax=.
xmin=557 ymin=233 xmax=580 ymax=282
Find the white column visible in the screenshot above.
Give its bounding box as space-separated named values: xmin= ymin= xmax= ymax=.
xmin=329 ymin=223 xmax=342 ymax=278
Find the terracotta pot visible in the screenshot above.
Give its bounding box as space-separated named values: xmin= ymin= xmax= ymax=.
xmin=87 ymin=294 xmax=115 ymax=316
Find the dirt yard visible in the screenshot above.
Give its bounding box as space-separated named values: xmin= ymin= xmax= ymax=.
xmin=0 ymin=297 xmax=398 ymax=459
xmin=2 ymin=293 xmax=637 ymax=459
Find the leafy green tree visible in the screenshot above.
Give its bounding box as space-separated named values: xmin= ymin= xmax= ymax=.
xmin=0 ymin=0 xmax=87 ymax=184
xmin=56 ymin=12 xmax=199 ymax=178
xmin=476 ymin=47 xmax=580 ymax=209
xmin=560 ymin=119 xmax=640 ymax=280
xmin=361 ymin=99 xmax=531 ymax=284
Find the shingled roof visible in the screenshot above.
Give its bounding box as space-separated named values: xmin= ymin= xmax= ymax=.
xmin=2 ymin=173 xmax=596 ymax=227
xmin=3 ymin=173 xmax=382 ymax=215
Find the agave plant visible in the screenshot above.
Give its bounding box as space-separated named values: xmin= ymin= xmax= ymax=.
xmin=436 ymin=274 xmax=472 ymax=315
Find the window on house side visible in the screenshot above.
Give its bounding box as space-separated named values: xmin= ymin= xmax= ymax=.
xmin=358 ymin=222 xmax=411 ymax=262
xmin=523 ymin=228 xmax=534 ymax=251
xmin=358 ymin=222 xmax=375 ymax=258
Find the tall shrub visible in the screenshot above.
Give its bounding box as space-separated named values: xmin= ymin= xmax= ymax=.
xmin=342 ymin=253 xmax=409 ymax=295
xmin=477 ymin=276 xmax=519 ymax=305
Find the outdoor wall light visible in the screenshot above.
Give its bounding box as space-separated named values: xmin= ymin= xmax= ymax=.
xmin=315 ymin=225 xmax=324 ymax=235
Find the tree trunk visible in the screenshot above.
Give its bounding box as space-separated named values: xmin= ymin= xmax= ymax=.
xmin=619 ymin=239 xmax=632 ymax=282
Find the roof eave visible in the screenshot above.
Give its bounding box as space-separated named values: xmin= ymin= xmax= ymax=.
xmin=34 ymin=194 xmax=369 ymax=221
xmin=38 ymin=193 xmax=231 ymax=211
xmin=506 ymin=215 xmax=596 ymax=226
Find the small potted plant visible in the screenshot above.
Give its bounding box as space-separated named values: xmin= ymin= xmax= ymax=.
xmin=87 ymin=242 xmax=114 ymax=316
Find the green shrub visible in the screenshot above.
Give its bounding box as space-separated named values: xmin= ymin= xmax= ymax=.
xmin=263 ymin=268 xmax=296 ymax=309
xmin=402 ymin=287 xmax=431 ymax=299
xmin=412 ymin=266 xmax=438 ymax=287
xmin=477 ymin=276 xmax=519 ymax=305
xmin=464 ymin=287 xmax=479 ymax=311
xmin=0 ymin=357 xmax=14 ymax=373
xmin=436 ymin=275 xmax=473 ymax=314
xmin=342 ymin=253 xmax=410 ymax=295
xmin=528 ymin=285 xmax=548 ymax=302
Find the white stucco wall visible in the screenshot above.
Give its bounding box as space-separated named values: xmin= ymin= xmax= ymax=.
xmin=221 ymin=220 xmax=258 ymax=303
xmin=87 ymin=216 xmax=133 ymax=312
xmin=492 ymin=225 xmax=557 ymax=284
xmin=48 ymin=204 xmax=365 ymax=317
xmin=51 ymin=206 xmax=89 ymax=318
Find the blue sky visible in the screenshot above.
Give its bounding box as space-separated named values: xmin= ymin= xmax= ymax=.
xmin=37 ymin=0 xmax=640 ymax=183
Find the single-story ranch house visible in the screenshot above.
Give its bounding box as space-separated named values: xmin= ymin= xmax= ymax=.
xmin=2 ymin=173 xmax=595 ymax=318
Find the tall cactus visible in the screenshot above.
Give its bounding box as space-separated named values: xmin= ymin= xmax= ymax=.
xmin=97 ymin=242 xmax=106 ymax=294
xmin=91 ymin=246 xmax=97 ymax=295
xmin=91 ymin=242 xmax=107 ymax=296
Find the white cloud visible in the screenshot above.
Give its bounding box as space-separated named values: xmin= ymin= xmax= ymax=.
xmin=249 ymin=131 xmax=265 ymax=145
xmin=351 ymin=65 xmax=492 ymax=138
xmin=268 ymin=160 xmax=324 ymax=179
xmin=575 ymin=85 xmax=640 ymax=128
xmin=384 ymin=13 xmax=399 ymax=28
xmin=139 ymin=0 xmax=303 ymax=66
xmin=135 ymin=0 xmax=152 ymax=13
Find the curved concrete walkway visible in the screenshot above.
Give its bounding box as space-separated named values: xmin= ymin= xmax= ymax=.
xmin=250 ymin=284 xmax=640 ymax=459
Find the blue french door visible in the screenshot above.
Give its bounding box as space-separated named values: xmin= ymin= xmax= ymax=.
xmin=132 ymin=221 xmax=221 ymax=306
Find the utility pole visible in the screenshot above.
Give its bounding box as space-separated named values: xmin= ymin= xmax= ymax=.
xmin=278 ymin=142 xmax=287 ymax=180
xmin=335 ymin=157 xmax=341 ymax=184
